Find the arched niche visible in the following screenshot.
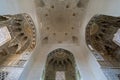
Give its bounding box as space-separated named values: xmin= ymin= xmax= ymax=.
xmin=85 ymin=14 xmax=120 ymax=61
xmin=44 ymin=48 xmax=78 ymax=80
xmin=85 ymin=14 xmax=120 ymax=80
xmin=0 ymin=13 xmax=36 ymax=61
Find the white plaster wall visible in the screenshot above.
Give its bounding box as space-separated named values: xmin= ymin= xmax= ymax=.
xmin=25 ymin=44 xmax=97 ymax=80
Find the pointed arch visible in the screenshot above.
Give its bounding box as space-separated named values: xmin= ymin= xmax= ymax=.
xmin=44 ymin=48 xmax=77 ymax=80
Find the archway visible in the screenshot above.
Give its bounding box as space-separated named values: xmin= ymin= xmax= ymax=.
xmin=43 ymin=48 xmax=78 ymax=80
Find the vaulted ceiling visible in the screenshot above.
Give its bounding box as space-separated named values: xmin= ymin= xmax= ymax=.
xmin=35 ymin=0 xmax=89 ymax=44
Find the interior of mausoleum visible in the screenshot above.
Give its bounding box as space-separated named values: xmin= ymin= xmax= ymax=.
xmin=0 ymin=0 xmax=120 ymax=80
